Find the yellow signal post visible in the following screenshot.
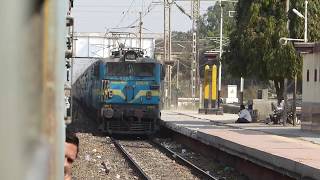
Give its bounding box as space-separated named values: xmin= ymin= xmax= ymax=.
xmin=204 ymin=65 xmax=210 ymax=108
xmin=211 ymin=65 xmax=217 ymax=108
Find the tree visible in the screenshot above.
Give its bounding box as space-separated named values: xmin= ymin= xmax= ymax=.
xmin=223 ymin=0 xmax=320 ymax=102
xmin=199 ymin=2 xmax=236 ymax=40
xmin=289 ymin=0 xmax=320 ymax=41
xmin=169 ymin=31 xmax=193 ymax=79
xmin=198 ymin=2 xmax=237 ymax=84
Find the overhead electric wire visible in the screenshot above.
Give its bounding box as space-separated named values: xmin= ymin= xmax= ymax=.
xmin=75 ymin=5 xmax=142 ymax=8
xmin=116 ymin=0 xmax=136 ymax=28
xmin=127 ymin=2 xmax=155 ymax=28
xmin=107 ymin=26 xmax=152 ymax=32
xmin=173 ymin=1 xmax=192 ymax=19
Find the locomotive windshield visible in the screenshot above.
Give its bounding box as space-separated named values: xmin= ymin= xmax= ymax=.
xmin=106 ymin=62 xmax=154 ymax=77
xmin=107 ymin=62 xmax=129 ymax=76
xmin=132 ymin=63 xmax=154 ymax=76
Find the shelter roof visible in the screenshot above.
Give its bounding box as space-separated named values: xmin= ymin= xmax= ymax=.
xmin=294 ymin=42 xmax=320 ymax=54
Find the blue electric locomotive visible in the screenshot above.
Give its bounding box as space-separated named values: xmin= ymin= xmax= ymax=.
xmin=74 ymin=49 xmax=164 ymax=134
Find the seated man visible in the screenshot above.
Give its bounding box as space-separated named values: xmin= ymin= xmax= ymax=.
xmin=235 ymin=104 xmax=252 ymax=123
xmin=276 ymin=100 xmax=284 ymax=111
xmin=65 ymin=130 xmax=79 ymax=180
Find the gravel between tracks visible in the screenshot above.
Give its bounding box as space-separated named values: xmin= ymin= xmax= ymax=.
xmin=157 ymin=138 xmax=249 ymax=180
xmin=120 ymin=140 xmax=202 ymax=180
xmin=68 ymin=104 xmax=140 ymax=180
xmin=67 ymin=103 xmax=247 ymax=180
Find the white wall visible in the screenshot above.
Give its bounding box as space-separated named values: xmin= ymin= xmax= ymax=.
xmin=71 ymin=33 xmax=156 ymax=83
xmin=73 ymin=34 xmax=155 ymax=58
xmin=303 ymin=52 xmax=320 ymax=103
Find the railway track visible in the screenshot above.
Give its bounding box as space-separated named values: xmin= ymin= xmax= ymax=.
xmin=111 ymin=137 xmax=219 ymax=180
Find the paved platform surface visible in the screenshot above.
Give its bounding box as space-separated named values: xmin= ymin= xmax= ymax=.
xmin=161 ymin=110 xmax=320 ymax=180
xmin=170 ymin=110 xmax=320 ymax=145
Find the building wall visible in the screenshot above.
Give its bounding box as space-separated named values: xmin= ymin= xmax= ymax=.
xmin=73 ymin=33 xmax=155 ymax=58
xmin=302 ymin=52 xmax=320 ymax=132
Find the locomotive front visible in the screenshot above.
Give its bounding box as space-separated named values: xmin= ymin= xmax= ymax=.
xmin=100 ymin=50 xmax=163 ymax=134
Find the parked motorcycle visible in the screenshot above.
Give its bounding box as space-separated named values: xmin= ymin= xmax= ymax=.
xmin=266 ymin=103 xmax=300 ymax=125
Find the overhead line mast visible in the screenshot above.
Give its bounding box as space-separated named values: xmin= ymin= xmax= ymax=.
xmin=191 ymin=0 xmax=200 ymax=108
xmin=162 ymin=0 xmax=236 ymax=109
xmin=161 ymin=0 xmax=200 ymax=109
xmin=163 ymin=0 xmax=172 ymax=109
xmin=139 ymin=11 xmax=143 ymax=49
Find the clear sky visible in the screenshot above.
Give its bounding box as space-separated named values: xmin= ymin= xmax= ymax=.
xmin=72 ymin=0 xmax=215 ymax=33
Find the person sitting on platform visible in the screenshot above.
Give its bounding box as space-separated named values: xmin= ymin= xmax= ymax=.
xmin=235 ymin=104 xmax=252 ymax=123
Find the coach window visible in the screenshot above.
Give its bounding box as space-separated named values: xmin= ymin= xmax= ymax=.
xmin=307 ymin=69 xmax=309 ymax=82
xmin=315 ymin=69 xmax=318 ymax=82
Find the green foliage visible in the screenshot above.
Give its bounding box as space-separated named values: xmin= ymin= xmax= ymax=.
xmin=197 ymin=2 xmax=236 ymax=83
xmin=171 ymin=31 xmax=192 ymax=41
xmin=289 ymin=0 xmax=320 ymax=41
xmin=221 ymin=0 xmax=320 ymax=101
xmin=198 ymin=2 xmax=236 ymax=42
xmin=223 ymin=0 xmax=310 ymax=82
xmin=170 ymin=31 xmax=193 ymax=79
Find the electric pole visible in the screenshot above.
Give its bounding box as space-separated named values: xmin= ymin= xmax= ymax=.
xmin=164 ymin=0 xmax=172 ymax=109
xmin=176 ymin=60 xmax=180 ymax=108
xmin=218 ymin=0 xmax=223 ymax=108
xmin=139 ymin=11 xmax=143 ymax=49
xmin=191 ymin=0 xmax=200 ymax=109
xmin=283 ymin=0 xmax=290 ymax=126
xmin=162 ymin=0 xmax=237 ymax=110
xmin=177 ymin=60 xmax=180 ymax=89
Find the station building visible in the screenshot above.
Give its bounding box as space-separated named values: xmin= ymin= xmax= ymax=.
xmin=295 ymin=42 xmax=320 ymax=132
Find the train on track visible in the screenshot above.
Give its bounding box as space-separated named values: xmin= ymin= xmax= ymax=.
xmin=74 ymin=48 xmax=164 ymax=134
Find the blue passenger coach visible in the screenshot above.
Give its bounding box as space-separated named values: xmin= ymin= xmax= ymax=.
xmin=74 ymin=49 xmax=164 ymax=134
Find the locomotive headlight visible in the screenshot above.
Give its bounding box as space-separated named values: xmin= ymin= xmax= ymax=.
xmin=102 ymin=108 xmax=114 ymax=119
xmin=146 ymin=91 xmax=152 ymax=99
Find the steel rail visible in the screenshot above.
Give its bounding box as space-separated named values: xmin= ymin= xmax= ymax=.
xmin=111 ymin=138 xmax=151 ymax=180
xmin=151 ymin=139 xmax=219 ymax=180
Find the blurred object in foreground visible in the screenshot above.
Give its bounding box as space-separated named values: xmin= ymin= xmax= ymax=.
xmin=0 ymin=0 xmax=69 ymax=179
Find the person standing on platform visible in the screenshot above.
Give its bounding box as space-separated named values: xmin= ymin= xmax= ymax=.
xmin=236 ymin=105 xmax=252 ymax=123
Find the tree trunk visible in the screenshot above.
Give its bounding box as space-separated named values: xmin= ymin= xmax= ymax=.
xmin=274 ymin=78 xmax=284 ymax=105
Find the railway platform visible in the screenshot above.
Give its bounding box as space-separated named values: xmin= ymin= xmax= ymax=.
xmin=160 ymin=110 xmax=320 ymax=180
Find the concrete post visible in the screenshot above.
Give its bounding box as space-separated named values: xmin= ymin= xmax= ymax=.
xmin=240 ymin=77 xmax=244 ymax=105
xmin=218 ymin=1 xmax=223 ymax=108
xmin=283 ymin=0 xmax=290 ymax=126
